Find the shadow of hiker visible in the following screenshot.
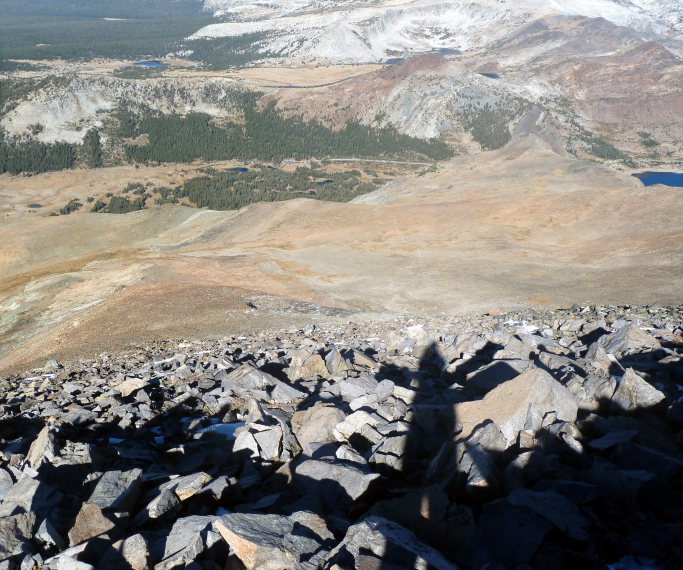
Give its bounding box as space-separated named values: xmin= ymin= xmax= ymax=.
xmin=365 ymin=338 xmax=683 ymax=570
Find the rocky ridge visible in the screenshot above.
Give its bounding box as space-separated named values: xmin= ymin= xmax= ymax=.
xmin=1 ymin=304 xmax=682 ymax=568
xmin=194 ymin=0 xmax=683 ymax=65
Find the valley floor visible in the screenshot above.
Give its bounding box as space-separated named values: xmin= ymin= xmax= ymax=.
xmin=1 ymin=138 xmax=682 ymax=373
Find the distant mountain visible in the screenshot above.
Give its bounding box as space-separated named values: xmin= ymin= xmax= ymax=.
xmin=194 ymin=0 xmax=683 ymax=64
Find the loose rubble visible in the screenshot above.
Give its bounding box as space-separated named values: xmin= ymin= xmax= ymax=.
xmin=1 ymin=304 xmax=682 ymax=569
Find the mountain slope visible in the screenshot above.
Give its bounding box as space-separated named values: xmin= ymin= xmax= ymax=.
xmin=193 ymin=0 xmax=683 ymax=64
xmin=2 ymin=138 xmax=682 ymax=372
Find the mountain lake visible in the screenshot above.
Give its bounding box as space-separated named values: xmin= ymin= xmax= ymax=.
xmin=633 ymin=172 xmax=683 ymax=187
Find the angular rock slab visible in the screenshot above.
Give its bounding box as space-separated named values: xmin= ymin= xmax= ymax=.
xmin=222 ymin=365 xmax=278 ymax=393
xmin=454 ymin=368 xmax=578 ymax=445
xmin=89 ymin=469 xmax=143 ymax=512
xmin=294 ymin=458 xmax=380 ymax=501
xmin=68 ymin=503 xmax=116 ymax=547
xmin=0 ymin=512 xmax=36 ymax=561
xmin=507 ymin=488 xmax=590 ymax=540
xmin=155 ymin=515 xmax=219 ymax=570
xmin=325 ymin=516 xmax=459 ymax=570
xmin=98 ymin=533 xmax=150 ymax=570
xmin=291 ymin=403 xmax=346 ymax=455
xmin=287 ymin=349 xmax=330 ymax=380
xmin=215 ymin=511 xmax=333 ymax=570
xmin=612 ymin=368 xmax=666 ymax=411
xmin=599 ymin=323 xmax=661 ymax=355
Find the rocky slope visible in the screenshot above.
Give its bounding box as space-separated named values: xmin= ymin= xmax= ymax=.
xmin=1 ymin=304 xmax=682 ymax=568
xmin=195 ymin=0 xmax=683 ymax=65
xmin=1 ymin=75 xmax=247 ymax=144
xmin=269 ymin=16 xmax=683 ymax=156
xmin=7 ymin=14 xmax=682 ymax=160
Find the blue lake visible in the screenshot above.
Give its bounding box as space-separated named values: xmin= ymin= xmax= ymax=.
xmin=134 ymin=60 xmax=167 ymax=68
xmin=633 ymin=172 xmax=683 ymax=187
xmin=317 ymin=179 xmax=333 ymax=186
xmin=229 ymin=167 xmax=249 ymax=173
xmin=479 ymin=72 xmax=500 ymax=79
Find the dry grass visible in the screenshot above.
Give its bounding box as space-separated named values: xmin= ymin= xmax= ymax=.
xmin=2 ymin=138 xmax=682 ymax=373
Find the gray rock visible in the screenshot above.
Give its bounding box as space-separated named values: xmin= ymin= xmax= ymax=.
xmin=349 ymin=393 xmax=379 ymax=411
xmin=23 ymin=426 xmax=56 ymax=473
xmin=222 ymin=364 xmax=278 ymax=394
xmin=0 ymin=512 xmax=36 ymax=562
xmin=516 ymin=333 xmax=569 ymax=355
xmin=160 ymin=472 xmax=211 ymax=501
xmin=0 ymin=477 xmax=62 ymax=518
xmin=287 ymin=349 xmax=330 ymax=380
xmin=611 ymin=442 xmax=683 ymax=481
xmin=507 ymin=489 xmax=590 ymax=540
xmin=253 ymin=426 xmax=283 ymax=461
xmin=612 ymin=368 xmax=666 ymax=411
xmin=564 ymin=371 xmax=617 ymax=411
xmin=455 ymin=368 xmax=578 ymax=446
xmin=325 ymin=516 xmax=459 ymax=570
xmin=262 ymin=408 xmax=302 ymax=460
xmin=348 ymin=350 xmax=380 ymax=371
xmin=89 ymin=469 xmax=143 ymax=512
xmin=114 ymin=377 xmax=149 ymax=398
xmin=339 ymin=375 xmax=379 ymax=402
xmin=587 ymin=429 xmax=639 ymax=450
xmin=466 ymin=359 xmax=532 ymax=394
xmin=136 ymin=488 xmax=181 ymax=523
xmin=369 ymin=434 xmax=411 ymax=470
xmin=214 ymin=511 xmax=333 ymax=570
xmin=155 ymin=515 xmax=218 ymax=570
xmin=335 ymin=444 xmax=367 ymax=464
xmin=60 ymin=408 xmax=98 ymax=426
xmin=291 ymin=403 xmax=346 ymax=455
xmin=98 ymin=533 xmax=150 ymax=570
xmin=36 ymin=518 xmax=65 ymax=550
xmin=294 ymin=458 xmax=380 ymax=501
xmin=44 ymin=554 xmax=94 ymax=570
xmin=599 ymin=323 xmax=661 ymax=355
xmin=333 ymin=410 xmax=384 ymax=442
xmin=469 ymin=499 xmax=552 ymax=568
xmin=375 ymin=379 xmax=395 ymax=401
xmin=269 ymin=381 xmax=306 ymax=404
xmin=232 ymin=430 xmax=260 ymax=458
xmin=0 ymin=469 xmax=13 ymax=503
xmin=325 ymin=348 xmax=349 ymax=375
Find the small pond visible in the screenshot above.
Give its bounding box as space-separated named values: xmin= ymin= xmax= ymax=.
xmin=317 ymin=179 xmax=333 ymax=186
xmin=134 ymin=60 xmax=167 ymax=68
xmin=27 ymin=203 xmax=42 ymax=208
xmin=479 ymin=72 xmax=500 ymax=79
xmin=228 ymin=167 xmax=249 ymax=173
xmin=633 ymin=172 xmax=683 ymax=187
xmin=432 ymin=48 xmax=461 ymax=55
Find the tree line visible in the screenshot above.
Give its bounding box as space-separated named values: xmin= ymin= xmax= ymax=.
xmin=0 ymin=128 xmax=102 ymax=175
xmin=119 ymin=95 xmax=453 ymax=165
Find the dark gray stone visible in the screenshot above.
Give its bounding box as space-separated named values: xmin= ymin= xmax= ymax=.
xmin=325 ymin=516 xmax=459 ymax=570
xmin=507 ymin=489 xmax=590 ymax=540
